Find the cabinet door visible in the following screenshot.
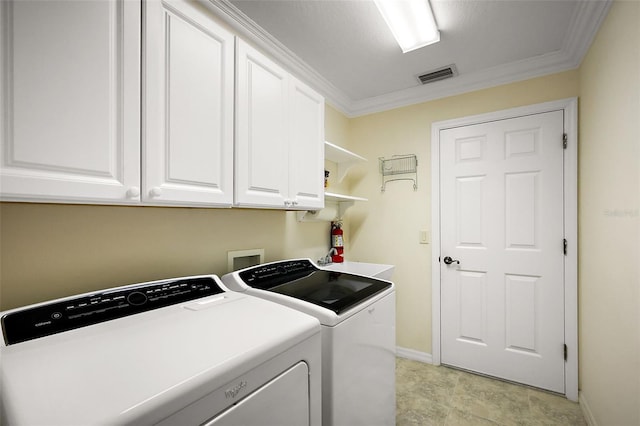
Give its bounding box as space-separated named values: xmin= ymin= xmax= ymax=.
xmin=0 ymin=0 xmax=141 ymax=203
xmin=144 ymin=0 xmax=233 ymax=206
xmin=235 ymin=39 xmax=289 ymax=208
xmin=289 ymin=77 xmax=325 ymax=210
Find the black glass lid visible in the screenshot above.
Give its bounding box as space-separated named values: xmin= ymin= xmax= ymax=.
xmin=241 ymin=260 xmax=392 ymax=315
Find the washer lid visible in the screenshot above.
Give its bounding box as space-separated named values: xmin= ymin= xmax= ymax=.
xmin=237 ymin=260 xmax=392 ymax=315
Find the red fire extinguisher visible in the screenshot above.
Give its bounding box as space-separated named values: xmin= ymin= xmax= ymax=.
xmin=331 ymin=221 xmax=344 ymax=263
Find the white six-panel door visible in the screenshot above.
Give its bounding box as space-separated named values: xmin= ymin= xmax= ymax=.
xmin=439 ymin=111 xmax=565 ymax=393
xmin=143 ymin=0 xmax=234 ymax=206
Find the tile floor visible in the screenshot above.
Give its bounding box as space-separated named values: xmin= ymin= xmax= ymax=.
xmin=396 ymin=358 xmax=586 ymax=426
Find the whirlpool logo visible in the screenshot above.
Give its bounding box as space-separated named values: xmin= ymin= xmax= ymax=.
xmin=225 ymin=380 xmax=247 ymax=399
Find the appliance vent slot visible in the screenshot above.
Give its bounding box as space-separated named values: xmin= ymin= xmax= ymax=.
xmin=417 ymin=64 xmax=457 ymax=84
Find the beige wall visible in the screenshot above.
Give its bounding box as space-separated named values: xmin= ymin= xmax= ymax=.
xmin=325 ymin=104 xmax=350 ymax=148
xmin=0 ymin=203 xmax=334 ymax=310
xmin=346 ymin=70 xmax=580 ymax=353
xmin=323 ymin=104 xmax=352 ymax=196
xmin=578 ymin=1 xmax=640 ymax=424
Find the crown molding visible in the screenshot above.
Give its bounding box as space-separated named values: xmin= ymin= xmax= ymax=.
xmin=348 ymin=49 xmax=579 ymax=117
xmin=561 ymin=0 xmax=612 ymax=68
xmin=204 ymin=0 xmax=611 ymax=118
xmin=204 ymin=0 xmax=352 ymax=112
xmin=347 ymin=0 xmax=612 ymax=117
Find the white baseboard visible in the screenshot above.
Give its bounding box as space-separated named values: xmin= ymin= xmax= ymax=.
xmin=396 ymin=347 xmax=433 ymax=364
xmin=579 ymin=392 xmax=597 ymax=426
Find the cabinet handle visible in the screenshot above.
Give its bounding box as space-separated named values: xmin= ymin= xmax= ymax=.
xmin=126 ymin=187 xmax=140 ymax=198
xmin=149 ymin=187 xmax=162 ymax=198
xmin=291 ymin=200 xmax=298 ymax=206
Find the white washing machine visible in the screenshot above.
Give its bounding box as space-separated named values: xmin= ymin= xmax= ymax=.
xmin=222 ymin=259 xmax=396 ymax=426
xmin=0 ymin=275 xmax=321 ymax=425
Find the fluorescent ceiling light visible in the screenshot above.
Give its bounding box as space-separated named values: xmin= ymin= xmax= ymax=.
xmin=374 ymin=0 xmax=440 ymax=53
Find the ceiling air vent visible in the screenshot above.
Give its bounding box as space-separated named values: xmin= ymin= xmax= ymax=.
xmin=417 ymin=64 xmax=458 ymax=85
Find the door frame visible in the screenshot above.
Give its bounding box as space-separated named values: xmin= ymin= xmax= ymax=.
xmin=430 ymin=98 xmax=578 ymax=400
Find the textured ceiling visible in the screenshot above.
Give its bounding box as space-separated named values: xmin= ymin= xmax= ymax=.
xmin=226 ymin=0 xmax=611 ymax=115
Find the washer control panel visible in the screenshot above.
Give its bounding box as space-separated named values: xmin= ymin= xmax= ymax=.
xmin=1 ymin=277 xmax=223 ymax=345
xmin=239 ymin=259 xmax=317 ymax=288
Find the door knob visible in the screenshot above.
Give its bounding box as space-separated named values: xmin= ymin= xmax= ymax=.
xmin=443 ymin=256 xmax=460 ymax=265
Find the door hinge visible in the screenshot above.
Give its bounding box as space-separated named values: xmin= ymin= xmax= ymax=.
xmin=563 ymin=239 xmax=568 ymax=256
xmin=564 ymin=344 xmax=568 ymax=361
xmin=563 ymin=133 xmax=568 ymax=149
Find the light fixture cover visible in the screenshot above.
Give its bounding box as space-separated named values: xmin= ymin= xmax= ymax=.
xmin=374 ymin=0 xmax=440 ymax=53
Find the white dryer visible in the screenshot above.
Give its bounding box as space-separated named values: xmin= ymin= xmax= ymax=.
xmin=222 ymin=259 xmax=396 ymax=426
xmin=0 ymin=275 xmax=321 ymax=425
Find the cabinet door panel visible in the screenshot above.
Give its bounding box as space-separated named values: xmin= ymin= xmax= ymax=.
xmin=289 ymin=77 xmax=324 ymax=209
xmin=0 ymin=0 xmax=140 ymax=203
xmin=235 ymin=39 xmax=288 ymax=207
xmin=144 ymin=0 xmax=233 ymax=206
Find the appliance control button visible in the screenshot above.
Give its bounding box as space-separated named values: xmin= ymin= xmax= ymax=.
xmin=51 ymin=312 xmax=63 ymax=320
xmin=127 ymin=291 xmax=147 ymax=306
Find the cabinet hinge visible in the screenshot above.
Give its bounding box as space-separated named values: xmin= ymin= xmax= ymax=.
xmin=563 ymin=133 xmax=568 ymax=149
xmin=564 ymin=344 xmax=568 ymax=361
xmin=563 ymin=239 xmax=568 ymax=256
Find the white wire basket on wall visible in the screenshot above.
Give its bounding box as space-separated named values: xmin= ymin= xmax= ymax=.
xmin=378 ymin=154 xmax=418 ymax=192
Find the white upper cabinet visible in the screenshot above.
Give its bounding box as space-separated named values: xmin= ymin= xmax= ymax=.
xmin=1 ymin=1 xmax=323 ymax=210
xmin=235 ymin=39 xmax=324 ymax=210
xmin=288 ymin=77 xmax=325 ymax=209
xmin=234 ymin=38 xmax=289 ymax=208
xmin=143 ymin=0 xmax=234 ymax=206
xmin=0 ymin=0 xmax=141 ymax=203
